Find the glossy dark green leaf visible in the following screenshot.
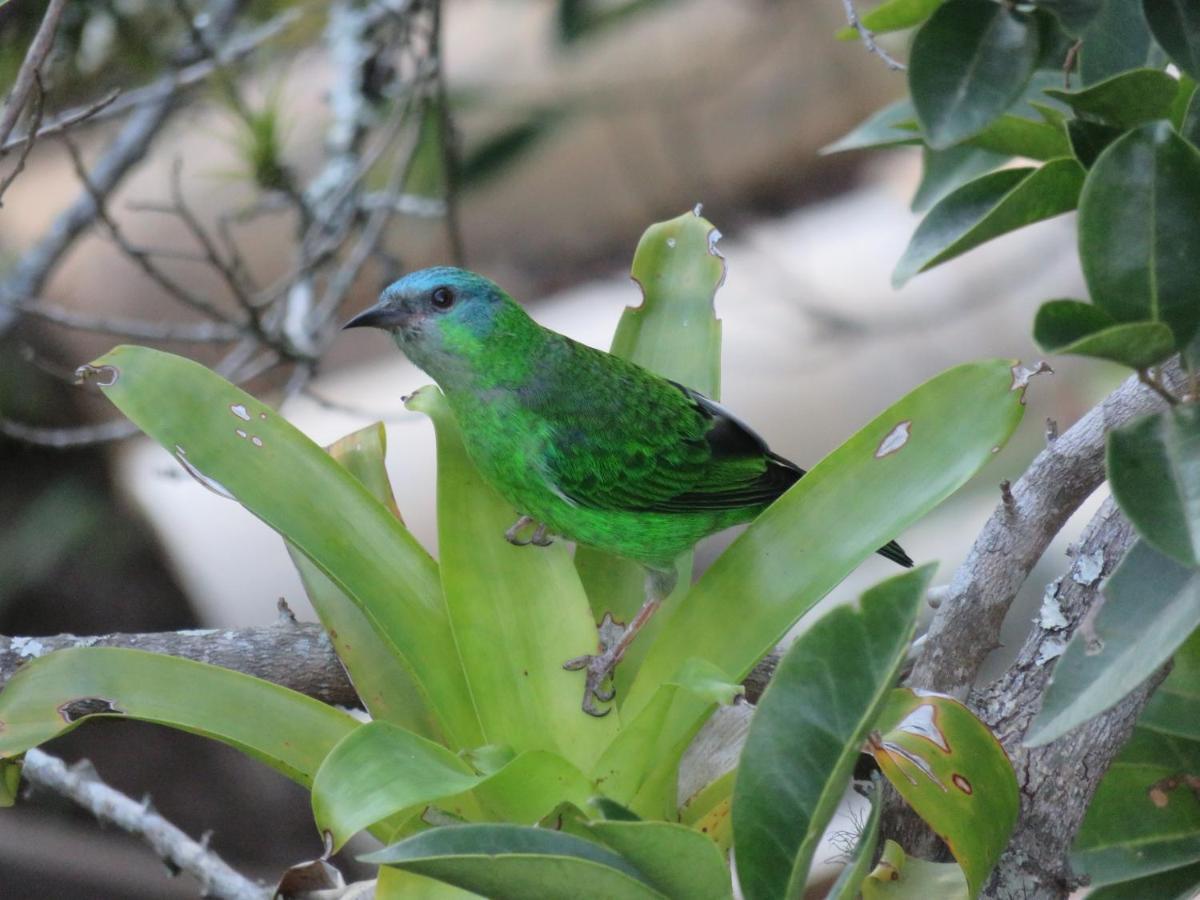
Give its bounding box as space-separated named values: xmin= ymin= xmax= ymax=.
xmin=912 ymin=146 xmax=1010 ymax=213
xmin=1172 ymin=75 xmax=1196 ymax=128
xmin=1026 ymin=540 xmax=1200 ymax=746
xmin=828 ymin=784 xmax=883 ymax=900
xmin=1066 ymin=118 xmax=1126 ymax=167
xmin=732 ymin=567 xmax=931 ymax=900
xmin=1088 ymin=861 xmax=1200 ymax=899
xmin=363 ymin=824 xmax=663 ymax=898
xmin=1182 ymin=78 xmax=1200 ymax=148
xmin=872 ymin=690 xmax=1018 ymax=897
xmin=958 ymin=113 xmax=1071 ymax=161
xmin=585 ymin=820 xmax=733 ymax=900
xmin=83 ymin=346 xmax=481 ymax=749
xmin=1144 ymin=0 xmax=1200 ymax=82
xmin=909 ymin=0 xmax=1039 ymax=149
xmin=1139 ymin=628 xmax=1200 ymax=741
xmin=1044 ymin=68 xmax=1180 ymax=128
xmin=0 ymin=648 xmax=358 ymax=786
xmin=1033 ymin=299 xmax=1176 ymax=368
xmin=1079 ymin=122 xmax=1200 ymax=347
xmin=1110 ymin=408 xmax=1200 ymax=566
xmin=1073 ymin=727 xmax=1200 ymax=885
xmin=1035 ymin=0 xmax=1102 ymax=37
xmin=894 ymin=159 xmax=1084 ymax=286
xmin=1079 ymin=0 xmax=1158 ymax=85
xmin=861 ymin=840 xmax=969 ymax=899
xmin=835 ymin=0 xmax=943 ymax=40
xmin=821 ymin=100 xmax=921 ymax=154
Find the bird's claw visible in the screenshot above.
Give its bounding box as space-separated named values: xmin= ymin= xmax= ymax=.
xmin=504 ymin=515 xmax=554 ymax=547
xmin=563 ymin=652 xmax=618 ymax=716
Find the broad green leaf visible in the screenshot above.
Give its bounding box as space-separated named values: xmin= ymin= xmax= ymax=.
xmin=1109 ymin=409 xmax=1200 ymax=566
xmin=1144 ymin=0 xmax=1200 ymax=82
xmin=1140 ymin=628 xmax=1200 ymax=741
xmin=0 ymin=759 xmax=18 ymax=807
xmin=362 ymin=824 xmax=664 ymax=898
xmin=821 ymin=100 xmax=922 ymax=154
xmin=1073 ymin=727 xmax=1200 ymax=885
xmin=912 ymin=146 xmax=1010 ymax=213
xmin=1088 ymin=861 xmax=1200 ymax=899
xmin=577 ymin=209 xmax=724 ymax=692
xmin=679 ymin=770 xmax=735 ymax=853
xmin=84 ymin=346 xmax=480 ymax=748
xmin=1035 ymin=0 xmax=1102 ymax=36
xmin=1067 ymin=118 xmax=1127 ymax=167
xmin=861 ymin=840 xmax=970 ymax=899
xmin=894 ymin=159 xmax=1085 ymax=286
xmin=835 ymin=0 xmax=942 ymax=39
xmin=829 ymin=785 xmax=883 ymax=900
xmin=312 ymin=720 xmax=598 ymax=850
xmin=288 ymin=424 xmax=441 ymax=739
xmin=1044 ymin=68 xmax=1181 ymax=128
xmin=313 ymin=721 xmax=479 ymax=851
xmin=909 ymin=0 xmax=1039 ymax=149
xmin=732 ymin=567 xmax=931 ymax=900
xmin=872 ymin=690 xmax=1017 ymax=897
xmin=1172 ymin=75 xmax=1196 ymax=128
xmin=1033 ymin=299 xmax=1176 ymax=369
xmin=377 ymin=866 xmax=479 ymax=899
xmin=592 ymin=658 xmax=740 ymax=813
xmin=0 ymin=648 xmax=357 ymax=786
xmin=957 ymin=113 xmax=1071 ymax=161
xmin=624 ymin=360 xmax=1029 ymax=779
xmin=585 ymin=820 xmax=733 ymax=900
xmin=1079 ymin=0 xmax=1158 ymax=85
xmin=1026 ymin=540 xmax=1200 ymax=746
xmin=407 ymin=386 xmax=617 ymax=766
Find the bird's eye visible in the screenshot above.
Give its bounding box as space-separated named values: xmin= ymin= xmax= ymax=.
xmin=431 ymin=286 xmax=455 ymax=310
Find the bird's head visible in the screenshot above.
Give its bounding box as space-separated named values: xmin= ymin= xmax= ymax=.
xmin=344 ymin=266 xmax=523 ymax=379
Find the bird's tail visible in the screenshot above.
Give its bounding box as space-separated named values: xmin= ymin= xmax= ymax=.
xmin=877 ymin=539 xmax=913 ymax=568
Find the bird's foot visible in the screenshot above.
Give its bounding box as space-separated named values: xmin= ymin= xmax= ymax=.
xmin=563 ymin=613 xmax=626 ymax=717
xmin=504 ymin=515 xmax=554 ymax=547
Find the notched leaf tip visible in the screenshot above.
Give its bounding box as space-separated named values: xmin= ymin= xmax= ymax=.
xmin=57 ymin=697 xmax=124 ymax=723
xmin=73 ymin=364 xmax=119 ymax=387
xmin=1010 ymin=360 xmax=1053 ymax=403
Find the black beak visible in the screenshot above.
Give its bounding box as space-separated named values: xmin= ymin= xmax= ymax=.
xmin=343 ymin=302 xmax=403 ymax=331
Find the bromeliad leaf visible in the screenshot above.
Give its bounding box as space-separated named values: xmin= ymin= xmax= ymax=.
xmin=893 ymin=159 xmax=1084 ymax=287
xmin=362 ymin=824 xmax=665 ymax=899
xmin=1108 ymin=408 xmax=1200 ymax=567
xmin=732 ymin=566 xmax=931 ymax=900
xmin=909 ymin=0 xmax=1039 ymax=149
xmin=871 ymin=689 xmax=1018 ymax=898
xmin=82 ymin=345 xmax=481 ymax=749
xmin=0 ymin=648 xmax=358 ymax=786
xmin=861 ymin=840 xmax=970 ymax=900
xmin=1033 ymin=299 xmax=1176 ymax=369
xmin=1026 ymin=540 xmax=1200 ymax=746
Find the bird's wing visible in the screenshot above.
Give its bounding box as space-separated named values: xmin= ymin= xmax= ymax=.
xmin=542 ymin=376 xmax=803 ymax=514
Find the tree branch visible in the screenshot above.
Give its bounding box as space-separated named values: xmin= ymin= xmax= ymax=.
xmin=21 ymin=748 xmax=269 ymax=900
xmin=909 ymin=362 xmax=1185 ymax=697
xmin=0 ymin=0 xmax=66 ymax=148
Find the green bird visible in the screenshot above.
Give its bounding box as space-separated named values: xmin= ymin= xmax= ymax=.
xmin=345 ymin=267 xmax=912 ymax=715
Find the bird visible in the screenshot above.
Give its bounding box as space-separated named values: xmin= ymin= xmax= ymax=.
xmin=344 ymin=267 xmax=912 ymax=715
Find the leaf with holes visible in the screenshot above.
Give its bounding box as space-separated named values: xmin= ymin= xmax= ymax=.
xmin=871 ymin=689 xmax=1018 ymax=898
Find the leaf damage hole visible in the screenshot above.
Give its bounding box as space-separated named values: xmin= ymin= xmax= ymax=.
xmin=896 ymin=703 xmax=950 ymax=752
xmin=875 ymin=420 xmax=912 ymax=458
xmin=952 ymin=774 xmax=973 ymax=794
xmin=73 ymin=364 xmax=120 ymax=387
xmin=1148 ymin=773 xmax=1200 ymax=808
xmin=58 ymin=697 xmax=124 ymax=723
xmin=230 ymin=403 xmax=251 ymax=421
xmin=1010 ymin=360 xmax=1053 ymax=403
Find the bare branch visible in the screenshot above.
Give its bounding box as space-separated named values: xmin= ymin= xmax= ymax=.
xmin=21 ymin=749 xmax=269 ymax=900
xmin=6 ymin=297 xmax=241 ymax=343
xmin=0 ymin=74 xmax=45 ymax=205
xmin=909 ymin=361 xmax=1186 ymax=697
xmin=0 ymin=417 xmax=140 ymax=447
xmin=430 ymin=0 xmax=466 ymax=266
xmin=840 ymin=0 xmax=907 ymax=72
xmin=0 ymin=0 xmax=66 ymax=148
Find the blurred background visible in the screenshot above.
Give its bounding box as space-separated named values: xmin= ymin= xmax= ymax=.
xmin=0 ymin=0 xmax=1117 ymax=895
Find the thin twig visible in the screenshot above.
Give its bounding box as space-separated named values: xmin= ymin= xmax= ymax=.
xmin=430 ymin=0 xmax=466 ymax=265
xmin=1138 ymin=368 xmax=1179 ymax=406
xmin=0 ymin=74 xmax=45 ymax=205
xmin=0 ymin=0 xmax=67 ymax=147
xmin=840 ymin=0 xmax=906 ymax=71
xmin=6 ymin=297 xmax=241 ymax=342
xmin=21 ymin=749 xmax=269 ymax=900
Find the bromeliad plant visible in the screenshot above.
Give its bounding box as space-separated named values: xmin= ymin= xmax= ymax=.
xmin=0 ymin=211 xmax=1026 ymax=897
